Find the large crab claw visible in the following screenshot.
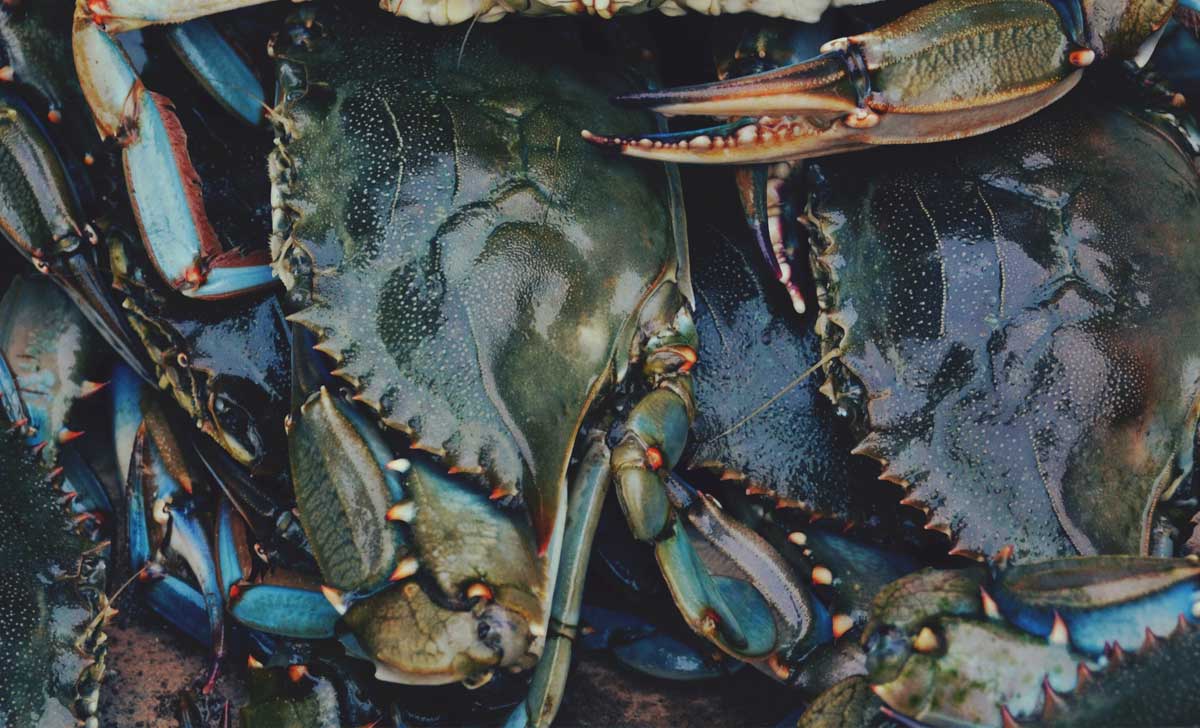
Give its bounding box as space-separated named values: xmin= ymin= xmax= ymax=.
xmin=583 ymin=0 xmax=1173 ymax=164
xmin=221 ymin=327 xmax=548 ymax=687
xmin=73 ymin=4 xmax=274 ymax=299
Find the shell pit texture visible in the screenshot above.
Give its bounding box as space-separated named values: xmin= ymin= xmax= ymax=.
xmin=0 ymin=378 xmax=108 ymax=725
xmin=268 ymin=11 xmax=683 ymax=554
xmin=805 ymin=90 xmax=1200 ymax=560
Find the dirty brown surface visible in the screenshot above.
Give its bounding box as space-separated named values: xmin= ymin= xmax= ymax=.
xmin=99 ymin=611 xmax=794 ymax=727
xmin=100 ymin=604 xmax=246 ymax=728
xmin=559 ymin=657 xmax=794 ymax=728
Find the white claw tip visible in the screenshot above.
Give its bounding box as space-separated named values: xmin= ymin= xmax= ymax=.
xmin=386 ymin=458 xmax=411 ymax=473
xmin=1049 ymin=612 xmax=1070 ymax=645
xmin=320 ymin=585 xmax=348 ymax=615
xmin=980 ymin=587 xmax=1002 ymax=620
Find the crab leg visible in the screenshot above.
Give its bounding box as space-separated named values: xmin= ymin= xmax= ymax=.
xmin=114 ymin=367 xmax=227 ymax=682
xmin=990 ymin=555 xmax=1200 ymax=655
xmin=508 ymin=432 xmax=611 ymax=728
xmin=0 ymin=92 xmax=152 ymax=379
xmin=610 ymin=283 xmax=821 ymax=679
xmin=73 ymin=6 xmax=273 ymax=299
xmin=215 ymin=499 xmax=342 ymax=639
xmin=584 ymin=0 xmax=1123 ymax=164
xmin=163 ymin=19 xmax=266 ymax=127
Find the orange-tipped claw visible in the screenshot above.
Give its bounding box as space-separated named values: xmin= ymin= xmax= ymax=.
xmin=585 ymin=0 xmax=1089 ymax=165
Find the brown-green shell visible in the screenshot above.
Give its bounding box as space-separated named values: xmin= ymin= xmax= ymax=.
xmin=270 ymin=7 xmax=685 ymax=546
xmin=804 ymin=88 xmax=1200 ymax=560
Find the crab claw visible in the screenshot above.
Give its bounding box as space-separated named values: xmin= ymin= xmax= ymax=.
xmin=73 ymin=6 xmax=275 ymax=299
xmin=0 ymin=91 xmax=152 ymax=380
xmin=585 ymin=0 xmax=1092 ymax=164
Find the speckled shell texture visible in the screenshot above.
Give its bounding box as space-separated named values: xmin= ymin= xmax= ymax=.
xmin=270 ymin=7 xmax=683 ymax=540
xmin=805 ymin=91 xmax=1200 ymax=560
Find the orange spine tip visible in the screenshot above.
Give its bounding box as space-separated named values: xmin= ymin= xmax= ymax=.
xmin=287 ymin=664 xmax=309 ymax=683
xmin=388 ymin=556 xmax=419 ymax=582
xmin=1142 ymin=628 xmax=1160 ymax=651
xmin=831 ymin=614 xmax=854 ymax=639
xmin=466 ymin=582 xmax=494 ymax=602
xmin=1069 ymin=48 xmax=1096 ymax=67
xmin=247 ymin=655 xmax=263 ymax=669
xmin=979 ymin=587 xmax=1001 ymax=620
xmin=677 ymin=345 xmax=697 ymax=372
xmin=58 ymin=428 xmax=85 ymax=444
xmin=811 ymin=565 xmax=833 ymax=586
xmin=644 ymin=446 xmax=664 ymax=471
xmin=0 ymin=66 xmax=12 ymax=82
xmin=320 ymin=585 xmax=347 ymax=615
xmin=386 ymin=457 xmax=410 ymax=473
xmin=913 ymin=626 xmax=939 ymax=653
xmin=46 ymin=109 xmax=62 ymax=124
xmin=385 ymin=500 xmax=414 ymax=522
xmin=1000 ymin=706 xmax=1020 ymax=728
xmin=80 ymin=380 xmax=109 ymax=398
xmin=1049 ymin=612 xmax=1070 ymax=646
xmin=766 ymin=653 xmax=792 ymax=681
xmin=1075 ymin=662 xmax=1093 ymax=686
xmin=786 ymin=531 xmax=807 ymax=546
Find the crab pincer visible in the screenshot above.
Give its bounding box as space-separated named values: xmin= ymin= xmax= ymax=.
xmin=73 ymin=2 xmax=274 ymax=299
xmin=584 ymin=0 xmax=1177 ymax=164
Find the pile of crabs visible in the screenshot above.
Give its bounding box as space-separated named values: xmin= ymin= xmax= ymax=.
xmin=1 ymin=0 xmax=1199 ymax=725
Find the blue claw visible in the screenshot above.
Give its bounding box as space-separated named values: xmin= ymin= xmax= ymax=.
xmin=991 ymin=556 xmax=1200 ymax=655
xmin=189 ymin=263 xmax=276 ymax=299
xmin=61 ymin=447 xmax=114 ymax=519
xmin=580 ymin=606 xmax=728 ymax=681
xmin=217 ymin=497 xmax=339 ymax=640
xmin=74 ymin=13 xmax=275 ymax=300
xmin=111 ymin=363 xmax=149 ymax=484
xmin=163 ymin=19 xmax=266 ymax=127
xmin=228 ymin=584 xmax=340 ymax=640
xmin=126 ymin=409 xmax=226 ymax=664
xmin=143 ymin=574 xmax=215 ymax=646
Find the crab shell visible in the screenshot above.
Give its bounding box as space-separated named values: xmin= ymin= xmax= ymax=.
xmin=268 ymin=7 xmax=687 ymax=685
xmin=0 ymin=283 xmax=110 ymax=727
xmin=803 ymin=85 xmax=1200 ymax=560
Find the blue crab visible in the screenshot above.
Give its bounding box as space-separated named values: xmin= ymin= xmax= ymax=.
xmin=25 ymin=8 xmax=833 ymax=727
xmin=797 ymin=82 xmax=1200 ymax=560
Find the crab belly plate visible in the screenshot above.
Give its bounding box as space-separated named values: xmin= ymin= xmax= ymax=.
xmin=805 ymin=89 xmax=1200 ymax=560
